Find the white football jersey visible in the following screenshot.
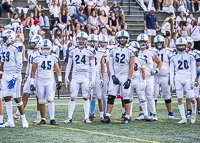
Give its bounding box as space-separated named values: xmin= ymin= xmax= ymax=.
xmin=104 ymin=48 xmax=110 ymax=73
xmin=69 ymin=46 xmax=94 ymax=75
xmin=33 ymin=53 xmax=59 ymax=80
xmin=26 ymin=49 xmax=40 ymax=77
xmin=95 ymin=47 xmax=105 ymax=75
xmin=189 ymin=49 xmax=200 ymax=62
xmin=110 ymin=44 xmax=136 ymax=75
xmin=132 ymin=56 xmax=146 ymax=79
xmin=155 ymin=48 xmax=174 ymax=76
xmin=170 ymin=51 xmax=196 ymax=79
xmin=1 ymin=43 xmax=22 ymax=74
xmin=138 ymin=48 xmax=157 ymax=77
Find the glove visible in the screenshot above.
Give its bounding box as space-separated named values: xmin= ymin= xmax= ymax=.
xmin=170 ymin=83 xmax=175 ymax=91
xmin=123 ymin=79 xmax=131 ymax=89
xmin=56 ymin=82 xmax=62 ymax=90
xmin=140 ymin=80 xmax=147 ymax=90
xmin=8 ymin=78 xmax=17 ymax=89
xmin=150 ymin=68 xmax=159 ymax=75
xmin=100 ymin=78 xmax=104 ymax=88
xmin=89 ymin=81 xmax=95 ymax=89
xmin=191 ymin=82 xmax=195 ymax=89
xmin=65 ymin=78 xmax=70 ymax=88
xmin=30 ymin=85 xmax=36 ymax=91
xmin=112 ymin=75 xmax=120 ymax=84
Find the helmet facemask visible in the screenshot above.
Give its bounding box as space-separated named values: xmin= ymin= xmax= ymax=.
xmin=99 ymin=41 xmax=107 ymax=49
xmin=41 ymin=47 xmax=51 ymax=56
xmin=117 ymin=37 xmax=128 ymax=46
xmin=139 ymin=41 xmax=148 ymax=49
xmin=88 ymin=41 xmax=97 ymax=48
xmin=155 ymin=42 xmax=164 ymax=49
xmin=176 ymin=45 xmax=186 ymax=52
xmin=77 ymin=38 xmax=87 ymax=48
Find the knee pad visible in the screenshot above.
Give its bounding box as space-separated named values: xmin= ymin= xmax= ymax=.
xmin=71 ymin=97 xmax=77 ymax=101
xmin=47 ymin=97 xmax=54 ymax=103
xmin=16 ymin=101 xmax=23 ymax=106
xmin=38 ymin=98 xmax=45 ymax=104
xmin=165 ymin=99 xmax=171 ymax=104
xmin=107 ymin=95 xmax=116 ymax=105
xmin=124 ymin=99 xmax=130 ymax=104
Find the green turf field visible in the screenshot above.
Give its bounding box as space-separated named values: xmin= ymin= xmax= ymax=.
xmin=0 ymin=97 xmax=200 ymax=143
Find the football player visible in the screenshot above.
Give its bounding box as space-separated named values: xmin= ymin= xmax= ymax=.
xmin=63 ymin=31 xmax=95 ymax=124
xmin=102 ymin=30 xmax=136 ymax=124
xmin=185 ymin=36 xmax=200 ymax=118
xmin=170 ymin=37 xmax=196 ymax=124
xmin=13 ymin=35 xmax=42 ymax=123
xmin=88 ymin=34 xmax=105 ymax=122
xmin=30 ymin=39 xmax=62 ymax=125
xmin=129 ymin=41 xmax=151 ymax=121
xmin=153 ymin=35 xmax=174 ymax=119
xmin=0 ymin=30 xmax=29 ymax=128
xmin=136 ymin=33 xmax=162 ymax=121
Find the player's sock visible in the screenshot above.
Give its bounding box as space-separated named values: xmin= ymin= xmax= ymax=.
xmin=41 ymin=118 xmax=46 ymax=121
xmin=187 ymin=109 xmax=192 ymax=114
xmin=48 ymin=102 xmax=55 ymax=120
xmin=100 ymin=112 xmax=103 ymax=118
xmin=168 ymin=112 xmax=174 ymax=116
xmin=83 ymin=100 xmax=90 ymax=119
xmin=15 ymin=109 xmax=20 ymax=115
xmin=129 ymin=102 xmax=133 ymax=117
xmin=140 ymin=111 xmax=143 ymax=114
xmin=68 ymin=100 xmax=75 ymax=119
xmin=0 ymin=115 xmax=3 ymax=123
xmin=6 ymin=101 xmax=13 ymax=122
xmin=37 ymin=110 xmax=41 ymax=118
xmin=103 ymin=100 xmax=106 ymax=114
xmin=148 ymin=99 xmax=156 ymax=115
xmin=21 ymin=114 xmax=26 ymax=122
xmin=90 ymin=100 xmax=96 ymax=115
xmin=122 ymin=107 xmax=125 ymax=114
xmin=125 ymin=114 xmax=130 ymax=119
xmin=191 ymin=102 xmax=197 ymax=116
xmin=192 ymin=7 xmax=195 ymax=12
xmin=178 ymin=104 xmax=186 ymax=119
xmin=106 ymin=113 xmax=110 ymax=118
xmin=140 ymin=102 xmax=148 ymax=116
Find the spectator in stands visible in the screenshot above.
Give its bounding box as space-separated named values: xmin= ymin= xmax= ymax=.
xmin=27 ymin=0 xmax=41 ymax=18
xmin=41 ymin=30 xmax=45 ymax=39
xmin=161 ymin=13 xmax=174 ymax=30
xmin=58 ymin=6 xmax=71 ymax=34
xmin=71 ymin=0 xmax=85 ymax=13
xmin=63 ymin=30 xmax=72 ymax=60
xmin=191 ymin=0 xmax=200 ymax=12
xmin=169 ymin=32 xmax=177 ymax=50
xmin=53 ymin=28 xmax=63 ymax=57
xmin=162 ymin=0 xmax=175 ymax=18
xmin=94 ymin=28 xmax=98 ymax=35
xmin=60 ymin=0 xmax=69 ymax=16
xmin=108 ymin=29 xmax=116 ymax=42
xmin=74 ymin=7 xmax=91 ymax=34
xmin=0 ymin=0 xmax=2 ymax=18
xmin=137 ymin=0 xmax=148 ymax=12
xmin=109 ymin=12 xmax=120 ymax=32
xmin=176 ymin=11 xmax=186 ymax=30
xmin=88 ymin=9 xmax=99 ymax=33
xmin=178 ymin=21 xmax=190 ymax=37
xmin=97 ymin=0 xmax=110 ymax=16
xmin=39 ymin=12 xmax=50 ymax=29
xmin=99 ymin=27 xmax=108 ymax=37
xmin=110 ymin=0 xmax=125 ymax=25
xmin=2 ymin=0 xmax=15 ymax=18
xmin=49 ymin=0 xmax=60 ymax=20
xmin=29 ymin=19 xmax=42 ymax=38
xmin=191 ymin=20 xmax=200 ymax=50
xmin=15 ymin=27 xmax=26 ymax=60
xmin=154 ymin=0 xmax=162 ymax=11
xmin=50 ymin=19 xmax=59 ymax=41
xmin=20 ymin=13 xmax=33 ymax=29
xmin=144 ymin=7 xmax=159 ymax=48
xmin=177 ymin=0 xmax=189 ymax=16
xmin=11 ymin=13 xmax=22 ymax=33
xmin=187 ymin=14 xmax=195 ymax=24
xmin=99 ymin=10 xmax=112 ymax=32
xmin=85 ymin=0 xmax=97 ymax=16
xmin=96 ymin=0 xmax=104 ymax=7
xmin=185 ymin=0 xmax=191 ymax=11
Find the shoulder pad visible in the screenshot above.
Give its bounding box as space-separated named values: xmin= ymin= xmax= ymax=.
xmin=138 ymin=56 xmax=146 ymax=61
xmin=189 ymin=53 xmax=195 ymax=58
xmin=12 ymin=44 xmax=23 ymax=52
xmin=33 ymin=55 xmax=40 ymax=60
xmin=52 ymin=53 xmax=60 ymax=61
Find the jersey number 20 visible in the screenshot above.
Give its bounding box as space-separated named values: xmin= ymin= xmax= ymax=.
xmin=178 ymin=60 xmax=189 ymax=70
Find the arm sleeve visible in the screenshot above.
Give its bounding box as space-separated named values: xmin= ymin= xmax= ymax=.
xmin=90 ymin=59 xmax=96 ymax=82
xmin=191 ymin=56 xmax=196 ymax=82
xmin=170 ymin=58 xmax=174 ymax=85
xmin=109 ymin=56 xmax=114 ymax=76
xmin=25 ymin=62 xmax=29 ymax=78
xmin=13 ymin=50 xmax=22 ymax=79
xmin=65 ymin=58 xmax=72 ymax=80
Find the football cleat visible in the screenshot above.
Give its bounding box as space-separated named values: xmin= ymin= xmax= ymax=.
xmin=144 ymin=116 xmax=152 ymax=121
xmin=110 ymin=114 xmax=113 ymax=117
xmin=152 ymin=114 xmax=158 ymax=121
xmin=22 ymin=120 xmax=29 ymax=128
xmin=121 ymin=113 xmax=125 ymax=119
xmin=13 ymin=114 xmax=20 ymax=120
xmin=186 ymin=113 xmax=191 ymax=119
xmin=50 ymin=119 xmax=58 ymax=125
xmin=63 ymin=118 xmax=72 ymax=124
xmin=100 ymin=117 xmax=104 ymax=122
xmin=82 ymin=118 xmax=91 ymax=124
xmin=122 ymin=117 xmax=130 ymax=124
xmin=102 ymin=116 xmax=111 ymax=123
xmin=198 ymin=111 xmax=200 ymax=117
xmin=37 ymin=119 xmax=46 ymax=125
xmin=0 ymin=123 xmax=5 ymax=128
xmin=5 ymin=121 xmax=15 ymax=128
xmin=135 ymin=113 xmax=144 ymax=120
xmin=168 ymin=115 xmax=175 ymax=119
xmin=94 ymin=114 xmax=96 ymax=118
xmin=176 ymin=119 xmax=187 ymax=124
xmin=89 ymin=114 xmax=94 ymax=121
xmin=33 ymin=118 xmax=41 ymax=124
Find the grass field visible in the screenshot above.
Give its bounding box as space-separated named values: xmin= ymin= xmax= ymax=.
xmin=0 ymin=97 xmax=200 ymax=143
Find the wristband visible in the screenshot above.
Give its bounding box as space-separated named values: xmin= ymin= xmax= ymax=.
xmin=58 ymin=76 xmax=62 ymax=82
xmin=0 ymin=71 xmax=3 ymax=74
xmin=30 ymin=78 xmax=34 ymax=85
